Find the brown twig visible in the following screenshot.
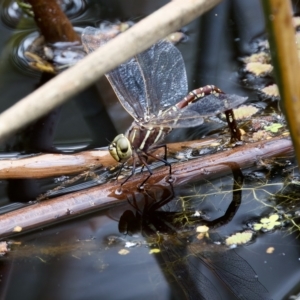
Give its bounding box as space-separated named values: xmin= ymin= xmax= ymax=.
xmin=26 ymin=0 xmax=80 ymax=43
xmin=0 ymin=137 xmax=218 ymax=178
xmin=0 ymin=136 xmax=293 ymax=239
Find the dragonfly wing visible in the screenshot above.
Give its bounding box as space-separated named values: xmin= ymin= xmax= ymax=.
xmin=106 ymin=60 xmax=147 ymax=120
xmin=149 ymin=107 xmax=204 ymax=128
xmin=185 ymin=94 xmax=248 ymax=116
xmin=198 ymin=249 xmax=270 ymax=300
xmin=160 ymin=238 xmax=223 ymax=300
xmin=82 ymin=26 xmax=119 ymax=53
xmin=82 ymin=27 xmax=147 ymax=120
xmin=135 ymin=40 xmax=188 ymax=115
xmin=148 ymin=92 xmax=247 ymax=128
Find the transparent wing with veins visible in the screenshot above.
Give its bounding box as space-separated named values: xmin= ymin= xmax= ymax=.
xmin=82 ymin=26 xmax=120 ymax=52
xmin=149 ymin=93 xmax=248 ymax=128
xmin=81 ymin=27 xmax=189 ymax=122
xmin=107 ymin=40 xmax=191 ymax=123
xmin=134 ymin=40 xmax=189 ymax=117
xmin=106 ymin=59 xmax=148 ymax=120
xmin=82 ymin=27 xmax=247 ymax=128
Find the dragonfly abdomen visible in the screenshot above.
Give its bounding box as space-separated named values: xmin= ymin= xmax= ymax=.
xmin=176 ymin=85 xmax=223 ymax=109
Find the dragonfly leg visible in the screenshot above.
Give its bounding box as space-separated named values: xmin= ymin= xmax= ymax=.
xmin=120 ymin=156 xmax=137 ymax=186
xmin=127 ymin=191 xmax=142 ymax=213
xmin=137 ymin=154 xmax=153 ymax=188
xmin=116 ymin=162 xmax=125 ymax=181
xmin=224 ymin=109 xmax=241 ymax=142
xmin=161 ymin=144 xmax=168 ymax=161
xmin=140 ymin=155 xmax=149 ymax=174
xmin=145 ymin=149 xmax=172 ymax=178
xmin=145 ymin=182 xmax=175 ymax=212
xmin=132 ymin=145 xmax=173 ymax=188
xmin=200 ymin=162 xmax=244 ymax=228
xmin=149 ymin=144 xmax=169 ymax=165
xmin=140 ymin=144 xmax=168 ymax=173
xmin=176 ymin=85 xmax=242 ymax=141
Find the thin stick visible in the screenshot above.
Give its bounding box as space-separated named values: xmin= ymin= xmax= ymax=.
xmin=0 ymin=136 xmax=293 ymax=239
xmin=0 ymin=0 xmax=221 ymax=142
xmin=0 ymin=138 xmax=217 ymax=179
xmin=26 ymin=0 xmax=80 ymax=43
xmin=261 ymin=1 xmax=300 ymax=164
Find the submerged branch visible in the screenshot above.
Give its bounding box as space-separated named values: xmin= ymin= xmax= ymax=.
xmin=0 ymin=0 xmax=221 ymax=142
xmin=0 ymin=136 xmax=293 ymax=239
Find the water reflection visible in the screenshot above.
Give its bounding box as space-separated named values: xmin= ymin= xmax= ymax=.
xmin=117 ymin=169 xmax=270 ymax=299
xmin=1 ymin=164 xmax=300 ymax=299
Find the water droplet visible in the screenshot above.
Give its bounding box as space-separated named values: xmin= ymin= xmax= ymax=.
xmin=115 ymin=188 xmax=123 ymax=195
xmin=167 ymin=176 xmax=174 ymax=183
xmin=138 ymin=184 xmax=145 ymax=190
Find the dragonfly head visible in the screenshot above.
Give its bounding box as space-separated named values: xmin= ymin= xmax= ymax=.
xmin=108 ymin=134 xmax=132 ymax=162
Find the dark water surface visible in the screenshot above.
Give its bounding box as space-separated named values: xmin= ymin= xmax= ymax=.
xmin=0 ymin=0 xmax=300 ymax=299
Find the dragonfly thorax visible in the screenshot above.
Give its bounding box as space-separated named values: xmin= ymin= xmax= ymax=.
xmin=127 ymin=122 xmax=171 ymax=152
xmin=108 ymin=134 xmax=132 ymax=162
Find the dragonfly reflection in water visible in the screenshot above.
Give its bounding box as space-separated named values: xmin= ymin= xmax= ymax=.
xmin=118 ymin=168 xmax=270 ymax=300
xmin=82 ymin=27 xmax=247 ymax=188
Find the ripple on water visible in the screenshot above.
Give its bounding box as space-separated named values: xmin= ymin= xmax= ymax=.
xmin=1 ymin=0 xmax=87 ymax=29
xmin=9 ymin=28 xmax=85 ymax=77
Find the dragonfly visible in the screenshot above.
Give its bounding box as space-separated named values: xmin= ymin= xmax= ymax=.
xmin=82 ymin=27 xmax=247 ymax=188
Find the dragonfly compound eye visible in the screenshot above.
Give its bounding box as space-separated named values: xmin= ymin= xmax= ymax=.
xmin=108 ymin=134 xmax=132 ymax=162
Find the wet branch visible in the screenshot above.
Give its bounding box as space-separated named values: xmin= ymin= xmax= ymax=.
xmin=0 ymin=136 xmax=293 ymax=239
xmin=26 ymin=0 xmax=80 ymax=43
xmin=0 ymin=137 xmax=217 ymax=179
